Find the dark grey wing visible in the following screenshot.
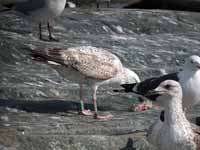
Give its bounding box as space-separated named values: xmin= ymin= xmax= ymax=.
xmin=14 ymin=0 xmax=45 ymax=15
xmin=121 ymin=83 xmax=137 ymax=92
xmin=120 ymin=72 xmax=179 ymax=96
xmin=137 ymin=72 xmax=179 ymax=94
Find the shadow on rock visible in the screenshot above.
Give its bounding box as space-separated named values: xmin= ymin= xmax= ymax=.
xmin=120 ymin=138 xmax=136 ymax=150
xmin=0 ymin=99 xmax=94 ymax=113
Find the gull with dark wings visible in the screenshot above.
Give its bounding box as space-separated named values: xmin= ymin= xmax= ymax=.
xmin=119 ymin=55 xmax=200 ymax=111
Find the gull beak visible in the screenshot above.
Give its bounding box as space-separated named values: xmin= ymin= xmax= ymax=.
xmin=197 ymin=64 xmax=200 ymax=69
xmin=145 ymin=90 xmax=160 ymax=96
xmin=145 ymin=88 xmax=164 ymax=101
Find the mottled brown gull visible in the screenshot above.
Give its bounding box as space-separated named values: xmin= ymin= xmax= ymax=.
xmin=32 ymin=46 xmax=140 ymax=120
xmin=146 ymin=80 xmax=200 ymax=150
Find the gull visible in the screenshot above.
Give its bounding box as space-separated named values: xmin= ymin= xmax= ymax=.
xmin=32 ymin=46 xmax=140 ymax=120
xmin=146 ymin=80 xmax=200 ymax=150
xmin=4 ymin=0 xmax=67 ymax=41
xmin=119 ymin=55 xmax=200 ymax=110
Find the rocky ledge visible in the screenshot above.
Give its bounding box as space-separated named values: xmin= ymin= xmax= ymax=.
xmin=0 ymin=8 xmax=200 ymax=150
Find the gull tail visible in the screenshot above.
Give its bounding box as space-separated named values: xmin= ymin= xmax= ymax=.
xmin=121 ymin=83 xmax=137 ymax=92
xmin=30 ymin=48 xmax=65 ymax=65
xmin=113 ymin=83 xmax=142 ymax=95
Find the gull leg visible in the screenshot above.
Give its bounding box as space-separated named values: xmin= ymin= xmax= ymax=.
xmin=107 ymin=2 xmax=110 ymax=8
xmin=79 ymin=83 xmax=93 ymax=116
xmin=39 ymin=23 xmax=43 ymax=40
xmin=47 ymin=22 xmax=59 ymax=42
xmin=75 ymin=0 xmax=79 ymax=7
xmin=96 ymin=2 xmax=100 ymax=8
xmin=93 ymin=86 xmax=113 ymax=120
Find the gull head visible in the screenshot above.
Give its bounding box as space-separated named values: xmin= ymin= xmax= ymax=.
xmin=184 ymin=55 xmax=200 ymax=71
xmin=120 ymin=68 xmax=140 ymax=85
xmin=146 ymin=80 xmax=182 ymax=107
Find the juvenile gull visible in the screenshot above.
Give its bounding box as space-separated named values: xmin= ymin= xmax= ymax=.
xmin=6 ymin=0 xmax=67 ymax=41
xmin=146 ymin=80 xmax=200 ymax=150
xmin=120 ymin=55 xmax=200 ymax=110
xmin=32 ymin=46 xmax=140 ymax=120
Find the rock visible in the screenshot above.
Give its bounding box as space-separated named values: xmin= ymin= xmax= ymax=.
xmin=0 ymin=8 xmax=200 ymax=149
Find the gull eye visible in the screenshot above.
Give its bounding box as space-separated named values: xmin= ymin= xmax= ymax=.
xmin=164 ymin=84 xmax=171 ymax=90
xmin=191 ymin=60 xmax=194 ymax=64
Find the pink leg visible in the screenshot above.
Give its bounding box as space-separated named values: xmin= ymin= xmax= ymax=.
xmin=80 ymin=109 xmax=93 ymax=116
xmin=92 ymin=86 xmax=113 ymax=121
xmin=79 ymin=83 xmax=93 ymax=116
xmin=94 ymin=113 xmax=113 ymax=121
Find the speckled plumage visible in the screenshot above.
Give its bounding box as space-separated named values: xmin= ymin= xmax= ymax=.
xmin=32 ymin=46 xmax=140 ymax=119
xmin=60 ymin=46 xmax=122 ymax=80
xmin=147 ymin=80 xmax=200 ymax=150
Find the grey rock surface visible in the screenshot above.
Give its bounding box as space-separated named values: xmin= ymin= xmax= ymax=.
xmin=0 ymin=8 xmax=200 ymax=150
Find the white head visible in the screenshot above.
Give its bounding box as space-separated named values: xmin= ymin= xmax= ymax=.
xmin=184 ymin=55 xmax=200 ymax=71
xmin=121 ymin=68 xmax=140 ymax=84
xmin=147 ymin=80 xmax=183 ymax=108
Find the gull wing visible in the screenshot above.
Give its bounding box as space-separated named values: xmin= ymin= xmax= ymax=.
xmin=14 ymin=0 xmax=46 ymax=15
xmin=32 ymin=47 xmax=121 ymax=80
